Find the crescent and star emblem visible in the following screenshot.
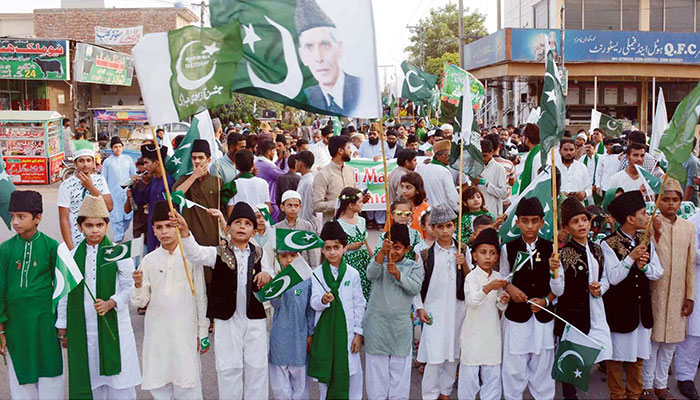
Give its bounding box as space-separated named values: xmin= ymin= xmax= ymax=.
xmin=52 ymin=272 xmax=66 ymax=300
xmin=405 ymin=70 xmax=424 ymax=93
xmin=265 ymin=275 xmax=292 ymax=299
xmin=246 ymin=16 xmax=303 ymax=99
xmin=284 ymin=231 xmax=315 ymax=250
xmin=103 ymin=244 xmax=129 ymax=262
xmin=557 ymin=350 xmax=586 ymax=374
xmin=176 ymin=41 xmax=218 ymax=91
xmin=606 ymin=120 xmax=618 ymax=130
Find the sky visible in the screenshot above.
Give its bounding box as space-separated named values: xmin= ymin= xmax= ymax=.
xmin=12 ymin=0 xmax=498 ymax=86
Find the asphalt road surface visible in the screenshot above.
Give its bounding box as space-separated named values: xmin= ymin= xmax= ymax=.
xmin=0 ymin=184 xmax=697 ymax=399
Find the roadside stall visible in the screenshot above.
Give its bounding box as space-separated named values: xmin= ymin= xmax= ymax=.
xmin=0 ymin=110 xmax=64 ymax=184
xmin=91 ymin=106 xmax=148 ymax=142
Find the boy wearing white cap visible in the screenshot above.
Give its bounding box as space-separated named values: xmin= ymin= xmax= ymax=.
xmin=275 ymin=190 xmax=321 ymax=267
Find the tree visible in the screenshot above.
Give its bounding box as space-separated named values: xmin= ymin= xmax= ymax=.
xmin=210 ymin=94 xmax=282 ymax=128
xmin=405 ymin=3 xmax=487 ymax=77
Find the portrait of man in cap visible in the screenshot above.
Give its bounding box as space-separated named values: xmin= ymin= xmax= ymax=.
xmin=295 ymin=0 xmax=361 ymax=115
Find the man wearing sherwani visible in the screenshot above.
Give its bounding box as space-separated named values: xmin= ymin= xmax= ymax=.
xmin=102 ymin=136 xmax=136 ymax=242
xmin=643 ymin=178 xmax=696 ymax=399
xmin=601 ymin=191 xmax=663 ymax=400
xmin=0 ymin=191 xmax=64 ymax=399
xmin=56 ymin=194 xmax=141 ymax=399
xmin=131 ymin=201 xmax=209 ymax=399
xmin=177 ymin=202 xmax=273 ymax=400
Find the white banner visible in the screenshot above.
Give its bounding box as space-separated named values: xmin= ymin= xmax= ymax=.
xmin=95 ymin=26 xmax=143 ymax=45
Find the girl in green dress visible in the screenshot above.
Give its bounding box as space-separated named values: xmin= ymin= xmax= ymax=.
xmin=335 ymin=187 xmax=374 ymax=301
xmin=460 ymin=186 xmax=495 ymax=246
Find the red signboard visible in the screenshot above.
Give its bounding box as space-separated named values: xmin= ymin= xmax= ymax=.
xmin=4 ymin=156 xmax=48 ymax=184
xmin=49 ymin=153 xmax=64 ymax=183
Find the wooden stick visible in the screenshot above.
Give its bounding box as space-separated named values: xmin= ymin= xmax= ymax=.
xmin=642 ymin=173 xmax=669 ymax=246
xmin=457 ymin=144 xmax=465 ymax=254
xmin=152 ymin=128 xmax=196 ymax=295
xmin=378 ymin=123 xmax=391 ymax=242
xmin=551 ymin=148 xmax=559 ymax=279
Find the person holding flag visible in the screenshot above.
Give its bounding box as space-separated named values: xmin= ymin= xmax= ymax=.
xmin=56 ymin=194 xmax=141 ymax=399
xmin=549 ymin=198 xmax=613 ymax=398
xmin=130 ymin=201 xmax=208 ymax=400
xmin=601 ymin=191 xmax=663 ymax=400
xmin=499 ymin=197 xmax=557 ymax=400
xmin=178 ymin=202 xmax=273 ymax=400
xmin=516 ymin=124 xmax=543 ymax=195
xmin=0 ymin=191 xmax=64 ymax=399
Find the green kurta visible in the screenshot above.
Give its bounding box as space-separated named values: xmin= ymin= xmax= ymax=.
xmin=0 ymin=231 xmax=63 ymax=384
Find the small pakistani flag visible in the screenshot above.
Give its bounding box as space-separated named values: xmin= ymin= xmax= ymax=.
xmin=590 ymin=110 xmax=623 ymax=138
xmin=257 ymin=205 xmax=274 ymax=226
xmin=636 ymin=165 xmax=662 ymax=195
xmin=551 ymin=324 xmax=602 ymax=391
xmin=168 ymin=190 xmax=207 ymax=210
xmin=52 ymin=243 xmax=85 ymax=311
xmin=450 ymin=73 xmax=485 ymax=179
xmin=500 ymin=166 xmax=555 ymax=244
xmin=98 ymin=236 xmax=144 ymax=265
xmin=507 ymin=251 xmax=533 ymax=281
xmin=255 ymin=256 xmax=313 ymax=302
xmin=538 ymin=34 xmax=566 ymax=167
xmin=165 ymin=112 xmax=209 ymax=179
xmin=401 ymin=60 xmax=438 ymax=104
xmin=276 ymin=228 xmax=324 ymax=252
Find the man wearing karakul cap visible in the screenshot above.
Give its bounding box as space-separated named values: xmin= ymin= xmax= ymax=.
xmin=101 ymin=136 xmax=136 ymax=242
xmin=296 ymin=0 xmax=361 ymax=115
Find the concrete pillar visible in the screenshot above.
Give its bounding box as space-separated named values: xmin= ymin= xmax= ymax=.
xmin=639 ymin=0 xmax=650 ymax=31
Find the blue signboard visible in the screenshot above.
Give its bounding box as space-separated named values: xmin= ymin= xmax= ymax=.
xmin=565 ymin=30 xmax=700 ymax=64
xmin=463 ymin=30 xmax=506 ymax=69
xmin=510 ymin=29 xmax=561 ymax=62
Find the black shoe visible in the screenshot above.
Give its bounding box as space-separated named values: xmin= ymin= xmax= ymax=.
xmin=678 ymin=380 xmax=699 ymax=400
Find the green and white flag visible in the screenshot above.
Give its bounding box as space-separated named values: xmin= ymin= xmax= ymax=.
xmin=590 ymin=109 xmax=623 ymax=138
xmin=210 ymin=0 xmax=381 ymax=119
xmin=450 ymin=73 xmax=484 ymax=179
xmin=255 ymin=256 xmax=313 ymax=302
xmin=551 ymin=324 xmax=602 ymax=391
xmin=500 ymin=166 xmax=555 ymax=244
xmin=0 ymin=146 xmax=16 ymax=229
xmin=659 ymin=82 xmax=700 ymax=183
xmin=400 ymin=60 xmax=438 ymax=104
xmin=164 ymin=111 xmax=218 ymax=179
xmin=538 ymin=35 xmax=566 ymax=166
xmin=649 ymin=88 xmax=668 ymax=160
xmin=636 ymin=165 xmax=662 ymax=195
xmin=97 ymin=236 xmax=144 ymax=265
xmin=257 ymin=205 xmax=274 ymax=226
xmin=169 ymin=190 xmax=207 ymax=210
xmin=52 ymin=242 xmax=84 ymax=311
xmin=276 ymin=228 xmax=324 ymax=252
xmin=132 ymin=22 xmax=242 ymax=125
xmin=506 ymin=251 xmax=533 ymax=281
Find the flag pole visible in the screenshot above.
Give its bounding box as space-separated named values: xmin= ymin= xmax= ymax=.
xmin=152 ymin=128 xmax=196 ymax=295
xmin=378 ymin=122 xmax=391 ymax=242
xmin=642 ymin=173 xmax=669 ymax=246
xmin=551 ymin=148 xmax=559 ymax=279
xmin=457 ymin=144 xmax=465 ymax=256
xmin=83 ymin=284 xmax=117 ymax=341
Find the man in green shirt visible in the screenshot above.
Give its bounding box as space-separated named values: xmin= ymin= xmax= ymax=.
xmin=0 ymin=190 xmax=64 ymax=399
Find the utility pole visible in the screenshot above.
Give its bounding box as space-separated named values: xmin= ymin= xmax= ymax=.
xmin=200 ymin=0 xmax=206 ymax=27
xmin=497 ymin=0 xmax=502 ymax=30
xmin=406 ymin=25 xmax=425 ymax=70
xmin=458 ymin=0 xmax=464 ymax=68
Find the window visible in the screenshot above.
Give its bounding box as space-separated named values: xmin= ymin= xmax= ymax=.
xmin=534 ymin=0 xmax=549 ymax=28
xmin=622 ymin=0 xmax=640 ymax=30
xmin=665 ymin=0 xmax=695 ymax=31
xmin=650 ymin=0 xmax=664 ymax=30
xmin=584 ymin=0 xmax=621 ymax=30
xmin=566 ymin=0 xmax=583 ymax=29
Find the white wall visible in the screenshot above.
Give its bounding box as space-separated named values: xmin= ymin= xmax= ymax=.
xmin=503 ymin=0 xmax=562 ymax=29
xmin=0 ymin=14 xmax=34 ymax=37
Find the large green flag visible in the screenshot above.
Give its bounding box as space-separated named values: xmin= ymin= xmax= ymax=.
xmin=659 ymin=82 xmax=700 ymax=183
xmin=209 ymin=0 xmax=381 ymax=119
xmin=132 ymin=22 xmax=242 ymax=124
xmin=0 ymin=146 xmax=16 ymax=229
xmin=500 ymin=166 xmax=555 ymax=244
xmin=590 ymin=110 xmax=623 ymax=138
xmin=451 ymin=74 xmax=485 ymax=180
xmin=538 ymin=36 xmax=566 ymax=166
xmin=400 ymin=60 xmax=438 ymax=104
xmin=551 ymin=324 xmax=603 ymax=391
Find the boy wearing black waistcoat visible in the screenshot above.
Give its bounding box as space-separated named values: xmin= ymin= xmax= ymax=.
xmin=177 ymin=202 xmax=273 ymax=400
xmin=600 ymin=191 xmax=663 ymax=400
xmin=500 ymin=197 xmax=557 ymax=400
xmin=550 ymin=198 xmax=613 ymax=399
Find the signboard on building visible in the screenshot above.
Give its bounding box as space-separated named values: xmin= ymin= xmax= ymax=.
xmin=4 ymin=157 xmax=48 ymax=184
xmin=74 ymin=43 xmax=134 ymax=86
xmin=565 ymin=30 xmax=700 ymax=64
xmin=95 ymin=26 xmax=143 ymax=46
xmin=93 ymin=109 xmax=148 ymax=122
xmin=463 ymin=30 xmax=506 ymax=69
xmin=0 ymin=38 xmax=69 ymax=80
xmin=510 ymin=29 xmax=562 ymax=63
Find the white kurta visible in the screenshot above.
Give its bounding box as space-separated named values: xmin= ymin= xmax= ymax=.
xmin=102 ymin=154 xmax=136 ymax=223
xmin=418 ymin=163 xmax=459 ymax=212
xmin=414 ymin=242 xmax=465 ymax=364
xmin=556 ymin=159 xmax=592 ymax=199
xmin=478 ymin=160 xmax=508 ymax=216
xmin=550 ymin=242 xmax=613 ymax=362
xmin=56 ymin=244 xmax=141 ymax=390
xmin=461 ymin=267 xmax=507 ymax=366
xmin=131 ymin=246 xmax=208 ymax=390
xmin=687 ymin=213 xmax=700 ymax=337
xmin=310 ymin=263 xmax=366 ymax=376
xmin=601 ymin=234 xmax=664 ymax=362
